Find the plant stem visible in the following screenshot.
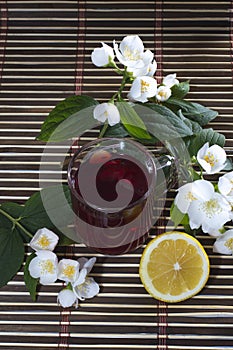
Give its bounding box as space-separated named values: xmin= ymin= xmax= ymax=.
xmin=0 ymin=208 xmax=33 ymax=239
xmin=117 ymin=68 xmax=128 ymax=99
xmin=98 ymin=121 xmax=108 ymax=138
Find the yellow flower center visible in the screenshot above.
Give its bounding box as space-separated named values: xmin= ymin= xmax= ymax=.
xmin=224 ymin=238 xmax=233 ymax=251
xmin=63 ymin=265 xmax=76 ymax=279
xmin=158 ymin=90 xmax=167 ymax=98
xmin=185 ymin=191 xmax=197 ymax=202
xmin=123 ymin=47 xmax=141 ymax=60
xmin=202 ymin=199 xmax=222 ymax=218
xmin=141 ymin=80 xmax=150 ymax=93
xmin=203 ymin=152 xmax=217 ymax=167
xmin=40 ymin=260 xmax=55 ymax=274
xmin=37 ymin=235 xmax=50 ymax=249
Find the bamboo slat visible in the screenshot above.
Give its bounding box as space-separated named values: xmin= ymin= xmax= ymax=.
xmin=0 ymin=0 xmax=233 ymax=349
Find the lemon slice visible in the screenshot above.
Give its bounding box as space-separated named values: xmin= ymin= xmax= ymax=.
xmin=139 ymin=231 xmax=210 ymax=303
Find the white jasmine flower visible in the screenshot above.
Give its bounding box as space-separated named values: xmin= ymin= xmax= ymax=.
xmin=73 ymin=257 xmax=99 ymax=301
xmin=127 ymin=50 xmax=154 ymax=77
xmin=187 ymin=180 xmax=231 ymax=234
xmin=29 ymin=250 xmax=58 ymax=285
xmin=213 ymin=229 xmax=233 ymax=255
xmin=113 ymin=35 xmax=145 ymax=68
xmin=174 ymin=182 xmax=198 ymax=214
xmin=91 ymin=42 xmax=114 ymax=67
xmin=218 ymin=171 xmax=233 ymax=197
xmin=218 ymin=172 xmax=233 ymax=218
xmin=197 ymin=142 xmax=227 ymax=174
xmin=57 ymin=288 xmax=78 ymax=308
xmin=57 ymin=259 xmax=79 ymax=284
xmin=114 ymin=35 xmax=156 ymax=78
xmin=156 ymin=85 xmax=172 ymax=102
xmin=175 ymin=180 xmax=215 ymax=214
xmin=29 ymin=228 xmax=59 ymax=252
xmin=146 ymin=60 xmax=157 ymax=77
xmin=73 ymin=277 xmax=99 ymax=301
xmin=127 ymin=76 xmax=157 ymax=103
xmin=93 ymin=103 xmax=120 ymax=126
xmin=162 ymin=73 xmax=179 ymax=88
xmin=56 ymin=257 xmax=99 ymax=308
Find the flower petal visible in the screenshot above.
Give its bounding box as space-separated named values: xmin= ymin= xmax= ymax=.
xmin=74 ymin=277 xmax=99 ymax=300
xmin=57 ymin=259 xmax=79 ymax=283
xmin=40 ymin=272 xmax=57 ymax=285
xmin=197 ymin=143 xmax=227 ymax=174
xmin=218 ymin=172 xmax=233 ymax=196
xmin=106 ymin=104 xmax=121 ymax=126
xmin=113 ymin=40 xmax=126 ymax=66
xmin=93 ymin=103 xmax=120 ymax=126
xmin=128 ymin=76 xmax=157 ymax=103
xmin=119 ymin=35 xmax=144 ymax=67
xmin=91 ymin=43 xmax=114 ymax=67
xmin=30 ymin=228 xmax=59 ymax=252
xmin=213 ymin=229 xmax=233 ymax=255
xmin=192 ymin=179 xmax=215 ymax=201
xmin=188 ymin=192 xmax=231 ymax=234
xmin=93 ymin=103 xmax=108 ymax=123
xmin=28 ymin=257 xmax=41 ymax=279
xmin=146 ymin=60 xmax=157 ymax=77
xmin=36 ymin=250 xmax=57 ymax=260
xmin=83 ymin=257 xmax=97 ymax=274
xmin=197 ymin=142 xmax=209 ymax=158
xmin=174 ymin=182 xmax=197 ymax=213
xmin=73 ymin=268 xmax=87 ymax=287
xmin=156 ymin=85 xmax=171 ymax=102
xmin=57 ymin=288 xmax=77 ymax=308
xmin=187 ymin=200 xmax=204 ymax=229
xmin=120 ymin=35 xmax=144 ymax=55
xmin=162 ymin=73 xmax=179 ymax=88
xmin=28 ymin=250 xmax=58 ymax=285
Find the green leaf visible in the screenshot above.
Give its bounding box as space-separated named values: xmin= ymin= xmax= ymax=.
xmin=24 ymin=252 xmax=39 ymax=301
xmin=0 ymin=186 xmax=75 ymax=244
xmin=171 ymin=81 xmax=190 ymax=99
xmin=170 ymin=203 xmax=189 ymax=227
xmin=0 ymin=203 xmax=32 ymax=242
xmin=47 ymin=105 xmax=99 ymax=142
xmin=177 ymin=109 xmax=202 ymax=135
xmin=188 ymin=128 xmax=225 ymax=156
xmin=0 ymin=228 xmax=24 ymax=288
xmin=0 ymin=202 xmax=24 ymax=230
xmin=103 ymin=122 xmax=129 ymax=138
xmin=116 ymin=102 xmax=152 ymax=140
xmin=37 ymin=95 xmax=99 ymax=141
xmin=21 ymin=185 xmax=75 ymax=244
xmin=165 ymin=98 xmax=218 ymax=126
xmin=145 ymin=104 xmax=193 ymax=138
xmin=0 ymin=202 xmax=23 ymax=218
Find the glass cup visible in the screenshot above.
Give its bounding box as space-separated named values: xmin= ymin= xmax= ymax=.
xmin=67 ymin=138 xmax=175 ymax=255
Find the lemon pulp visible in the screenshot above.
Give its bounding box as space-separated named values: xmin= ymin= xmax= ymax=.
xmin=139 ymin=231 xmax=210 ymax=303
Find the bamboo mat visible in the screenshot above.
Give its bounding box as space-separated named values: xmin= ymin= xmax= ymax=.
xmin=0 ymin=0 xmax=233 ymax=349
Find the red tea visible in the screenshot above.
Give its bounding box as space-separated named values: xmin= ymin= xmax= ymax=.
xmin=69 ymin=149 xmax=155 ymax=255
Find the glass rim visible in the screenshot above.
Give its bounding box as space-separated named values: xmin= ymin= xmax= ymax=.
xmin=67 ymin=137 xmax=157 ymax=212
